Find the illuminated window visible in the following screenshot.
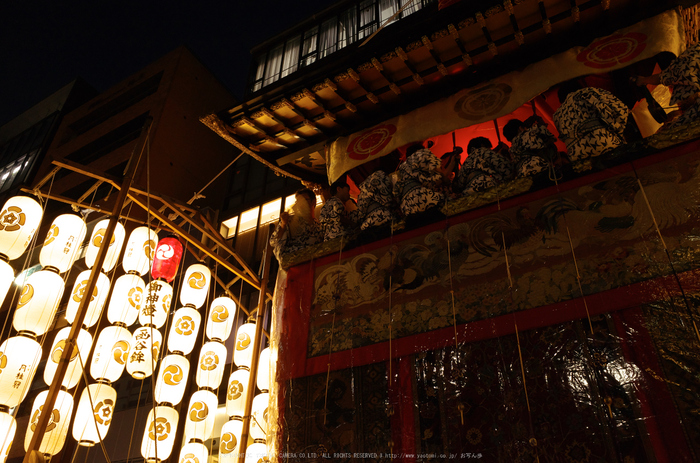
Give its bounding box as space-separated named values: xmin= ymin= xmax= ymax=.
xmin=260 ymin=198 xmax=282 ymax=225
xmin=220 ymin=216 xmax=239 ymax=239
xmin=284 ymin=194 xmax=296 ymax=210
xmin=238 ymin=207 xmax=260 ymax=234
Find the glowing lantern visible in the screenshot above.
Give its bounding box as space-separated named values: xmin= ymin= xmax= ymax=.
xmin=85 ymin=219 xmax=125 ymax=273
xmin=123 ymin=227 xmax=158 ymax=276
xmin=150 ymin=237 xmax=183 ymax=283
xmin=226 ymin=368 xmax=249 ymax=418
xmin=167 ymin=307 xmax=201 ymax=355
xmin=0 ymin=196 xmax=42 ymax=261
xmin=126 ymin=327 xmax=163 ymax=380
xmin=12 ymin=269 xmax=64 ymax=336
xmin=180 ymin=264 xmax=210 ymax=308
xmin=233 ymin=323 xmax=256 ymax=368
xmin=141 ymin=405 xmax=178 ymax=463
xmin=72 ymin=383 xmax=117 ymax=446
xmin=65 ymin=270 xmax=111 ymax=328
xmin=218 ymin=418 xmax=244 ymax=462
xmin=249 ymin=392 xmax=269 ymax=441
xmin=39 ymin=214 xmax=86 ymax=273
xmin=0 ymin=411 xmax=16 ymax=463
xmin=195 ymin=341 xmax=227 ymax=389
xmin=0 ymin=260 xmax=14 ymax=310
xmin=154 ymin=354 xmax=190 ymax=406
xmin=257 ymin=347 xmax=271 ymax=392
xmin=43 ymin=327 xmax=93 ymax=389
xmin=139 ymin=280 xmax=173 ymax=329
xmin=178 ymin=441 xmax=208 ymax=463
xmin=183 ymin=389 xmax=217 ymax=442
xmin=0 ymin=335 xmax=42 ymax=407
xmin=107 ymin=273 xmax=145 ymax=326
xmin=90 ymin=325 xmax=131 ymax=382
xmin=244 ymin=441 xmax=269 ymax=463
xmin=24 ymin=389 xmax=73 ymax=456
xmin=205 ymin=297 xmax=236 ymax=342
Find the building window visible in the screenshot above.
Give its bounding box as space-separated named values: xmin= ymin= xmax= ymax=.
xmin=238 ymin=207 xmax=260 ymax=234
xmin=260 ymin=198 xmax=282 ymax=225
xmin=0 ymin=150 xmax=37 ymax=193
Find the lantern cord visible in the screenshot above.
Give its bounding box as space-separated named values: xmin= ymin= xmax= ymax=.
xmin=447 ymin=238 xmax=459 ymax=351
xmin=184 ymin=151 xmax=244 ymax=206
xmin=125 ymin=379 xmax=146 ymax=463
xmin=323 ymin=237 xmax=344 ymax=425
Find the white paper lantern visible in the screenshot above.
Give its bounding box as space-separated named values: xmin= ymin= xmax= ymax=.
xmin=249 ymin=392 xmax=269 ymax=441
xmin=178 ymin=441 xmax=208 ymax=463
xmin=66 ymin=270 xmax=111 ymax=328
xmin=44 ymin=327 xmax=93 ymax=389
xmin=85 ymin=219 xmax=125 ymax=273
xmin=24 ymin=389 xmax=74 ymax=456
xmin=183 ymin=389 xmax=218 ymax=442
xmin=0 ymin=411 xmax=16 ymax=463
xmin=39 ymin=214 xmax=86 ymax=273
xmin=141 ymin=405 xmax=178 ymax=463
xmin=107 ymin=273 xmax=145 ymax=326
xmin=244 ymin=441 xmax=269 ymax=463
xmin=0 ymin=260 xmax=14 ymax=309
xmin=72 ymin=383 xmax=117 ymax=446
xmin=226 ymin=368 xmax=250 ymax=419
xmin=123 ymin=227 xmax=158 ymax=276
xmin=0 ymin=335 xmax=42 ymax=407
xmin=257 ymin=348 xmax=271 ymax=392
xmin=196 ymin=341 xmax=227 ymax=389
xmin=90 ymin=325 xmax=131 ymax=382
xmin=218 ymin=418 xmax=244 ymax=462
xmin=167 ymin=307 xmax=201 ymax=355
xmin=205 ymin=297 xmax=236 ymax=342
xmin=139 ymin=280 xmax=173 ymax=329
xmin=126 ymin=327 xmax=163 ymax=380
xmin=180 ymin=264 xmax=210 ymax=309
xmin=154 ymin=354 xmax=189 ymax=406
xmin=233 ymin=323 xmax=256 ymax=369
xmin=12 ymin=269 xmax=64 ymax=336
xmin=0 ymin=196 xmax=42 ymax=261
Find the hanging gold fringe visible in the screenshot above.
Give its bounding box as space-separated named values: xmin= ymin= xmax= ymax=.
xmin=682 ymin=5 xmax=700 ymax=46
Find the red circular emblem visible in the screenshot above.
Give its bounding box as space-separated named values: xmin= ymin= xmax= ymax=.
xmin=347 ymin=124 xmax=397 ymax=161
xmin=577 ymin=32 xmax=647 ymax=69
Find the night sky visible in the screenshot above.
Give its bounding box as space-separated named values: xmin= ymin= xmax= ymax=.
xmin=0 ymin=0 xmax=334 ymax=126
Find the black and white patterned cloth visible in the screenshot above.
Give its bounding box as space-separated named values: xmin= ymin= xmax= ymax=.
xmin=510 ymin=124 xmax=555 ymax=177
xmin=352 ymin=170 xmax=394 ymax=230
xmin=660 ymin=42 xmax=700 ymax=128
xmin=553 ymin=87 xmax=628 ymax=161
xmin=319 ymin=196 xmax=349 ymax=240
xmin=393 ymin=148 xmax=445 ymax=216
xmin=270 ymin=215 xmax=322 ymax=258
xmin=454 ymin=147 xmax=513 ymax=194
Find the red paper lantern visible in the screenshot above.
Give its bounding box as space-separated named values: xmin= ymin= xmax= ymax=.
xmin=150 ymin=237 xmax=183 ymax=282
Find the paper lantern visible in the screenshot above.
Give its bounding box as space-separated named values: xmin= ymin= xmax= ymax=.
xmin=39 ymin=214 xmax=86 ymax=273
xmin=0 ymin=260 xmax=14 ymax=309
xmin=195 ymin=341 xmax=227 ymax=389
xmin=180 ymin=264 xmax=210 ymax=308
xmin=65 ymin=270 xmax=111 ymax=328
xmin=123 ymin=226 xmax=158 ymax=275
xmin=249 ymin=392 xmax=269 ymax=441
xmin=150 ymin=237 xmax=183 ymax=283
xmin=233 ymin=323 xmax=256 ymax=368
xmin=126 ymin=327 xmax=163 ymax=380
xmin=257 ymin=348 xmax=271 ymax=392
xmin=226 ymin=368 xmax=250 ymax=419
xmin=12 ymin=269 xmax=64 ymax=336
xmin=24 ymin=389 xmax=74 ymax=456
xmin=205 ymin=297 xmax=236 ymax=342
xmin=85 ymin=219 xmax=125 ymax=272
xmin=183 ymin=389 xmax=217 ymax=442
xmin=90 ymin=325 xmax=131 ymax=382
xmin=218 ymin=418 xmax=244 ymax=462
xmin=72 ymin=383 xmax=117 ymax=446
xmin=154 ymin=354 xmax=189 ymax=406
xmin=167 ymin=307 xmax=201 ymax=355
xmin=178 ymin=441 xmax=208 ymax=463
xmin=44 ymin=327 xmax=93 ymax=389
xmin=244 ymin=441 xmax=269 ymax=463
xmin=107 ymin=273 xmax=145 ymax=326
xmin=0 ymin=335 xmax=42 ymax=407
xmin=139 ymin=280 xmax=173 ymax=329
xmin=141 ymin=405 xmax=178 ymax=463
xmin=0 ymin=411 xmax=16 ymax=463
xmin=0 ymin=196 xmax=42 ymax=261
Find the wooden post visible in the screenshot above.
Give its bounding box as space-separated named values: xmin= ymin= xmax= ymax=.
xmin=22 ymin=117 xmax=153 ymax=462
